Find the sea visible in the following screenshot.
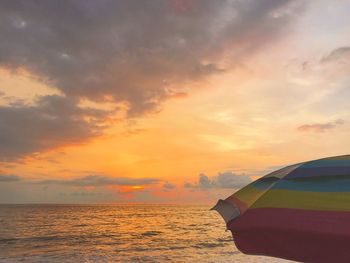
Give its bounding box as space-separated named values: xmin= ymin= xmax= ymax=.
xmin=0 ymin=204 xmax=293 ymax=262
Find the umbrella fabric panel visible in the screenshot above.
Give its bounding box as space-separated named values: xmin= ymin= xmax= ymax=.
xmin=300 ymin=155 xmax=350 ymax=168
xmin=225 ymin=177 xmax=280 ymax=214
xmin=222 ymin=163 xmax=301 ymax=216
xmin=228 ymin=208 xmax=350 ymax=262
xmin=261 ymin=163 xmax=302 ymax=179
xmin=285 ymin=155 xmax=350 ymax=179
xmin=285 ymin=166 xmax=350 ymax=179
xmin=233 ymin=229 xmax=350 ymax=263
xmin=229 ymin=208 xmax=350 ymax=236
xmin=269 ymin=176 xmax=350 ymax=192
xmin=250 ymin=189 xmax=350 ymax=211
xmin=231 ymin=222 xmax=350 ymax=263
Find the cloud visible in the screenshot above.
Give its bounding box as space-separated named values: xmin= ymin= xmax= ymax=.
xmin=0 ymin=174 xmax=21 ymax=182
xmin=184 ymin=182 xmax=194 ymax=188
xmin=0 ymin=95 xmax=112 ymax=161
xmin=0 ymin=0 xmax=302 ymax=116
xmin=37 ymin=175 xmax=161 ymax=187
xmin=321 ymin=46 xmax=350 ymax=63
xmin=0 ymin=0 xmax=304 ymax=161
xmin=70 ymin=191 xmax=103 ymax=197
xmin=163 ymin=181 xmax=176 ymax=190
xmin=185 ymin=172 xmax=252 ymax=190
xmin=297 ymin=119 xmax=345 ymax=133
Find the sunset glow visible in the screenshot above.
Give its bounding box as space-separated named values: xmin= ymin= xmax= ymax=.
xmin=1 ymin=1 xmax=350 ymax=205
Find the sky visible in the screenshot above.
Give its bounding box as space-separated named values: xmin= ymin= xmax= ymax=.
xmin=1 ymin=0 xmax=350 ymax=204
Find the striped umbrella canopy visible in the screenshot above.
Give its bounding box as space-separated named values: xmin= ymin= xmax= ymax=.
xmin=213 ymin=155 xmax=350 ymax=263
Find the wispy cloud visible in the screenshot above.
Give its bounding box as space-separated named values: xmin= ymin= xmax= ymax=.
xmin=321 ymin=46 xmax=350 ymax=63
xmin=37 ymin=175 xmax=161 ymax=187
xmin=297 ymin=119 xmax=345 ymax=133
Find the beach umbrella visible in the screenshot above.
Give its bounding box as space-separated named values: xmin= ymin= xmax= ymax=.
xmin=212 ymin=155 xmax=350 ymax=263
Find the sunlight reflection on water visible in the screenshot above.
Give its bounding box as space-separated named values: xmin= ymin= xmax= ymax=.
xmin=0 ymin=205 xmax=293 ymax=262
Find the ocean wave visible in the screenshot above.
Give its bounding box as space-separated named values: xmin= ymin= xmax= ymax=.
xmin=140 ymin=231 xmax=163 ymax=237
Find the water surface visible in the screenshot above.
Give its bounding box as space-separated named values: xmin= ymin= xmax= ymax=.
xmin=0 ymin=205 xmax=292 ymax=262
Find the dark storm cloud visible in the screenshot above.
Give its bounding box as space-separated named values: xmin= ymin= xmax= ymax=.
xmin=321 ymin=46 xmax=350 ymax=63
xmin=0 ymin=174 xmax=21 ymax=182
xmin=185 ymin=172 xmax=251 ymax=189
xmin=297 ymin=119 xmax=345 ymax=133
xmin=0 ymin=0 xmax=302 ymax=116
xmin=0 ymin=95 xmax=111 ymax=161
xmin=37 ymin=175 xmax=161 ymax=187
